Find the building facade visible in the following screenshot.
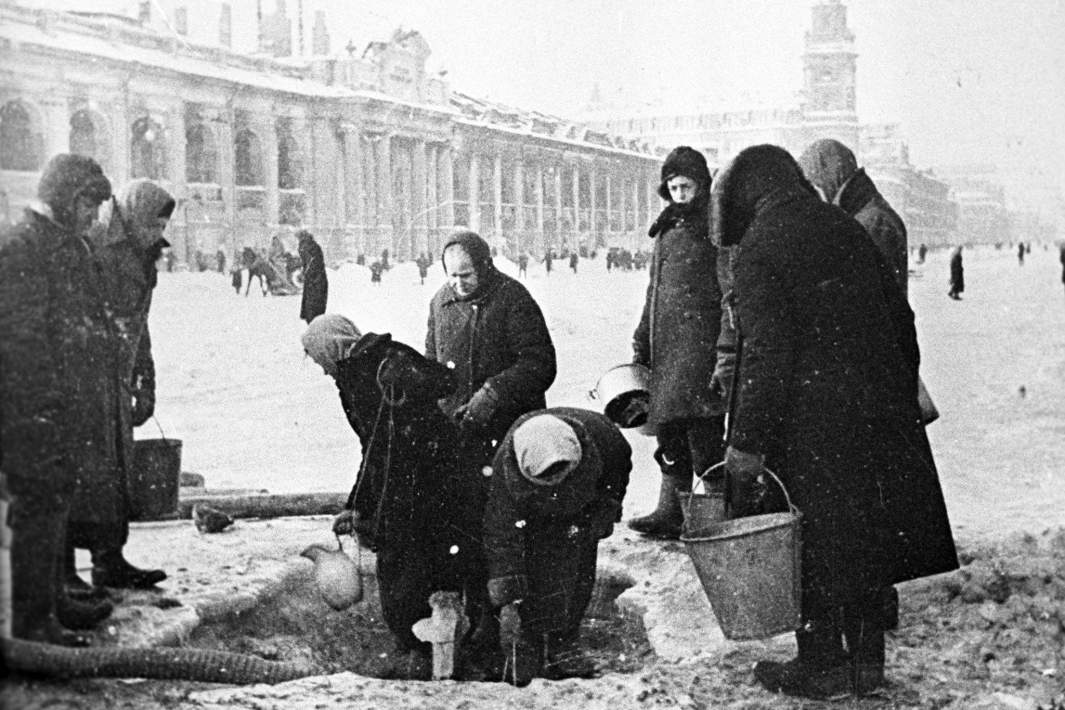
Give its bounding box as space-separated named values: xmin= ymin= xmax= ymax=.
xmin=0 ymin=1 xmax=659 ymax=265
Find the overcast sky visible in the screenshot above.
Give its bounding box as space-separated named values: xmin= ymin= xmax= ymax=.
xmin=26 ymin=0 xmax=1065 ymax=216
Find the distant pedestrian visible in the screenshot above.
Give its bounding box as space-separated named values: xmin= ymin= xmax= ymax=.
xmin=370 ymin=259 xmax=384 ymax=285
xmin=949 ymin=246 xmax=965 ymax=300
xmin=356 ymin=252 xmax=366 ymax=266
xmin=1018 ymin=242 xmax=1025 ymax=265
xmin=543 ymin=249 xmax=553 ymax=275
xmin=1059 ymin=243 xmax=1065 ymax=296
xmin=917 ymin=243 xmax=927 ymax=264
xmin=569 ymin=252 xmax=578 ymax=274
xmin=297 ymin=230 xmax=328 ymax=323
xmin=230 ymin=265 xmax=242 ymax=294
xmin=517 ymin=252 xmax=528 ymax=278
xmin=216 ymin=248 xmax=226 ymax=274
xmin=416 ymin=252 xmax=431 ymax=285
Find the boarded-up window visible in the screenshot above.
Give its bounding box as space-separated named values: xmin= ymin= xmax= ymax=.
xmin=235 ymin=128 xmax=264 ymax=186
xmin=186 ymin=122 xmax=217 ymax=183
xmin=276 ymin=117 xmax=302 ymax=190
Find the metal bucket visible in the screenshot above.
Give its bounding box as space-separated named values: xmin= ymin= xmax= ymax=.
xmin=682 ymin=462 xmax=727 ymax=534
xmin=129 ymin=438 xmax=182 ymax=521
xmin=680 ymin=467 xmax=802 ymax=640
xmin=591 ymin=363 xmax=654 ymax=434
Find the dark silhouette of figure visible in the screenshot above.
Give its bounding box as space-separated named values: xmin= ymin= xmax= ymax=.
xmin=517 ymin=252 xmax=529 ymax=278
xmin=949 ymin=246 xmax=965 ymax=300
xmin=370 ymin=259 xmax=384 ymax=285
xmin=569 ymin=252 xmax=578 ymax=274
xmin=917 ymin=243 xmax=927 ymax=264
xmin=1018 ymin=242 xmax=1025 ymax=265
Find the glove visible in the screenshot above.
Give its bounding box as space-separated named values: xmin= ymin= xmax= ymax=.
xmin=130 ymin=386 xmax=155 ymax=427
xmin=456 ymin=383 xmax=500 ymax=427
xmin=587 ymin=499 xmax=623 ymax=539
xmin=487 ymin=574 xmax=528 ymax=608
xmin=332 ymin=508 xmax=357 ymax=537
xmin=724 ymin=445 xmax=766 ymax=518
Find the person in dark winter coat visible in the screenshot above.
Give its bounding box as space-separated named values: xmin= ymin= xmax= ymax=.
xmin=629 ymin=146 xmax=726 ymax=540
xmin=415 ymin=252 xmax=431 ymax=285
xmin=949 ymin=246 xmax=965 ymax=299
xmin=569 ymin=252 xmax=579 ymax=274
xmin=799 ymin=138 xmax=909 ymax=296
xmin=0 ymin=154 xmax=113 ymax=645
xmin=67 ymin=180 xmax=174 ymax=594
xmin=517 ymin=252 xmax=529 ymax=278
xmin=297 ymin=230 xmax=328 ymax=323
xmin=369 ymin=259 xmax=384 ymax=285
xmin=713 ymin=145 xmax=958 ymax=699
xmin=302 ymin=314 xmax=484 ymax=680
xmin=542 ymin=249 xmax=553 ymax=275
xmin=483 ymin=408 xmax=631 ymax=686
xmin=426 ymin=231 xmax=557 ymax=467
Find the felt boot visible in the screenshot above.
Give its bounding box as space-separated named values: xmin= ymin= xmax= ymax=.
xmin=62 ymin=539 xmax=108 ymax=600
xmin=627 ymin=477 xmax=684 ymax=539
xmin=753 ymin=624 xmax=850 ymax=699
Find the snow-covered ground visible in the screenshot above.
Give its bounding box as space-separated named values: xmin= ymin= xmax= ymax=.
xmin=147 ymin=243 xmax=1065 ymax=544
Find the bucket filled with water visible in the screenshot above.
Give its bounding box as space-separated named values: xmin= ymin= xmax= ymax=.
xmin=129 ymin=438 xmax=182 ymax=521
xmin=680 ymin=466 xmax=802 ymax=640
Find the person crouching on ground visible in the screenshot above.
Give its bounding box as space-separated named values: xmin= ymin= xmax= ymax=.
xmin=483 ymin=408 xmax=631 ymax=686
xmin=629 ymin=146 xmax=726 ymax=540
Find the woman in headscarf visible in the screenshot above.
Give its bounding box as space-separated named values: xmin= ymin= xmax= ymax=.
xmin=302 ymin=314 xmax=484 ymax=680
xmin=714 ymin=145 xmax=957 ymax=698
xmin=628 ymin=146 xmax=726 ymax=539
xmin=66 ymin=179 xmax=175 ymax=595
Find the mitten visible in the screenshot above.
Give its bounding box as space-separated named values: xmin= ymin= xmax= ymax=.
xmin=460 ymin=383 xmax=500 ymax=426
xmin=130 ymin=386 xmax=155 ymax=427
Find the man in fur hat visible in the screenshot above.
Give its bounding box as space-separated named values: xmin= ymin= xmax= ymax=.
xmin=0 ymin=154 xmax=115 ymax=644
xmin=483 ymin=407 xmax=631 ymax=686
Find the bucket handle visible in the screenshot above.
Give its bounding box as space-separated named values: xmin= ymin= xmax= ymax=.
xmin=687 ymin=461 xmax=798 ymax=518
xmin=150 ymin=415 xmax=171 ymax=443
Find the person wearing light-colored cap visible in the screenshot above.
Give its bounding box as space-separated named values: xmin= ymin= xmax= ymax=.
xmin=482 ymin=407 xmax=631 ymax=686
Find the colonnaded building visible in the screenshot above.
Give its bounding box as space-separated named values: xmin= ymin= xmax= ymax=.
xmin=0 ymin=0 xmax=662 ymax=265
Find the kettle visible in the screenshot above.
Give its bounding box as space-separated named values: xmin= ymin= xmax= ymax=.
xmin=300 ymin=539 xmax=363 ymax=611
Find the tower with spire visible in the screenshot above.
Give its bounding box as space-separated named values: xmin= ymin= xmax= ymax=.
xmin=800 ymin=0 xmax=859 ymax=149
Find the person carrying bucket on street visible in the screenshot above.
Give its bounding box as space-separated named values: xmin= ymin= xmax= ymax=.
xmin=628 ymin=146 xmax=726 ymax=540
xmin=480 ymin=407 xmax=631 ymax=686
xmin=66 ymin=179 xmax=175 ymax=598
xmin=711 ymin=145 xmax=958 ymax=699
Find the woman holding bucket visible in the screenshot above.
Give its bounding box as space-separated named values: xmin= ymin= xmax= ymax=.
xmin=712 ymin=145 xmax=957 ymax=698
xmin=628 ymin=146 xmax=726 ymax=540
xmin=65 ymin=180 xmax=175 ymax=595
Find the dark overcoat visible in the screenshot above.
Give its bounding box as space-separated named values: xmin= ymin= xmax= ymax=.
xmin=950 ymin=249 xmax=965 ymax=293
xmin=0 ymin=209 xmax=118 ymax=503
xmin=719 ymin=146 xmax=957 ymax=610
xmin=298 ymin=236 xmax=328 ymax=322
xmin=633 ymin=209 xmax=725 ymax=424
xmin=835 ymin=169 xmax=908 ymax=296
xmin=425 ymin=270 xmax=556 ymax=448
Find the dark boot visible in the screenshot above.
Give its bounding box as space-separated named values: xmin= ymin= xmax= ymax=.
xmin=543 ymin=638 xmax=598 ymax=680
xmin=56 ymin=592 xmax=113 ymax=630
xmin=91 ymin=548 xmax=167 ymax=589
xmin=753 ymin=623 xmax=850 ymax=699
xmin=62 ymin=538 xmax=108 ymax=600
xmin=842 ymin=603 xmax=887 ymax=696
xmin=9 ymin=489 xmax=90 ymax=646
xmin=627 ymin=476 xmax=684 ymax=539
xmin=882 ymin=585 xmax=899 ymax=630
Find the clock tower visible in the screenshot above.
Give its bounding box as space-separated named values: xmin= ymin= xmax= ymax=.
xmin=801 ymin=0 xmax=859 ymax=149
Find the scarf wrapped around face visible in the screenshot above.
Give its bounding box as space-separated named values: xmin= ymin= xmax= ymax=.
xmin=96 ymin=179 xmax=176 ymax=258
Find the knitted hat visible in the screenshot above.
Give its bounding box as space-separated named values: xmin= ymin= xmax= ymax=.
xmin=512 ymin=414 xmax=582 ymax=485
xmin=657 ymin=146 xmax=711 ymax=201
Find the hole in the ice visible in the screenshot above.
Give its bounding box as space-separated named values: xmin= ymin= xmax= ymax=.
xmin=186 ymin=565 xmax=650 ymax=679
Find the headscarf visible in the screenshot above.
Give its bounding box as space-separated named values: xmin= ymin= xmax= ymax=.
xmin=648 ymin=146 xmax=712 ymax=239
xmin=301 ymin=313 xmax=363 ymax=377
xmin=511 ymin=414 xmax=582 ymax=486
xmin=709 ymin=144 xmax=817 ymax=247
xmin=97 ymin=179 xmax=175 ymax=254
xmin=440 ymin=230 xmax=497 ymax=297
xmin=35 ymin=153 xmax=112 ymax=229
xmin=797 ymin=139 xmax=859 ymax=203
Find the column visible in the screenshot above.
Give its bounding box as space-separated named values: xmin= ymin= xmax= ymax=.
xmin=412 ymin=138 xmax=428 ymax=257
xmin=604 ymin=170 xmax=612 ymax=237
xmin=439 ymin=144 xmax=454 ymax=231
xmin=341 ymin=125 xmax=363 ymax=251
xmin=646 ymin=170 xmax=657 ymax=226
xmin=111 ymin=97 xmax=131 ymax=188
xmin=360 ymin=134 xmax=376 ymax=258
xmin=589 ymin=163 xmax=597 ymax=237
xmin=262 ymin=120 xmax=279 ymax=235
xmin=166 ymin=105 xmax=188 ymax=258
xmin=426 ymin=143 xmax=439 ymax=256
xmin=468 ymin=151 xmax=480 ymax=232
xmin=512 ymin=157 xmax=525 ymax=236
xmin=553 ymin=163 xmax=562 ymax=248
xmin=42 ymin=97 xmax=70 ymax=163
xmin=374 ymin=133 xmax=392 ymax=257
xmin=534 ymin=161 xmax=545 ymax=249
xmin=492 ymin=151 xmax=503 ymax=242
xmin=631 ymin=177 xmax=640 ymax=236
xmin=571 ymin=162 xmax=581 ymax=245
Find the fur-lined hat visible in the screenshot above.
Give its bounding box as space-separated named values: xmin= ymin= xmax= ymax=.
xmin=657 ymin=146 xmax=711 ymax=201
